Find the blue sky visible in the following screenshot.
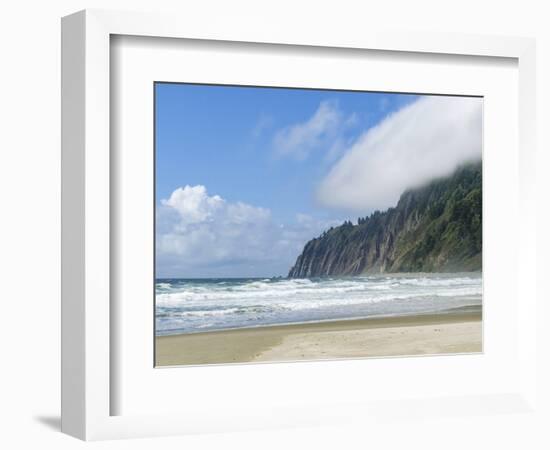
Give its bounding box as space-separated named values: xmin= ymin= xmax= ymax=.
xmin=155 ymin=83 xmax=482 ymax=278
xmin=156 ymin=84 xmax=416 ymax=223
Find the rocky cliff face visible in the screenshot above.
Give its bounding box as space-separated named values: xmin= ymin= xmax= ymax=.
xmin=288 ymin=162 xmax=482 ymax=277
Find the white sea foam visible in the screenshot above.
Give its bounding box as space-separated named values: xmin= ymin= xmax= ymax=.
xmin=155 ymin=273 xmax=482 ymax=334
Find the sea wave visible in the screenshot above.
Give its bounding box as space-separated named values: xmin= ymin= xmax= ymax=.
xmin=156 ymin=276 xmax=480 ymax=306
xmin=155 ymin=273 xmax=482 ymax=334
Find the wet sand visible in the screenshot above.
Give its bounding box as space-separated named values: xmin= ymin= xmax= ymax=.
xmin=155 ymin=309 xmax=482 ymax=367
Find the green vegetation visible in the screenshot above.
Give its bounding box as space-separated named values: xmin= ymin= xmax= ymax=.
xmin=288 ymin=161 xmax=482 ymax=277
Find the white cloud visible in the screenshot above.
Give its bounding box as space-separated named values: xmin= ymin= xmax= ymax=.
xmin=317 ymin=96 xmax=482 ymax=212
xmin=273 ymin=100 xmax=352 ymax=160
xmin=157 ymin=185 xmax=338 ymax=277
xmin=162 ymin=185 xmax=225 ymax=225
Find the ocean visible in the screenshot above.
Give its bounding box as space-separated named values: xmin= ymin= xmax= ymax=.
xmin=155 ymin=273 xmax=482 ymax=336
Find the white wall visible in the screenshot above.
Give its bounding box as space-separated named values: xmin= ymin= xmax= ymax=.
xmin=0 ymin=1 xmax=548 ymax=448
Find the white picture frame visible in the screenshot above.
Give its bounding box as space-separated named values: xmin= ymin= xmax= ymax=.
xmin=61 ymin=9 xmax=537 ymax=441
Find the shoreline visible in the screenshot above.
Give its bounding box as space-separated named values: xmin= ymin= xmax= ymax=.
xmin=156 ymin=308 xmax=482 ymax=366
xmin=157 ymin=304 xmax=481 ymax=337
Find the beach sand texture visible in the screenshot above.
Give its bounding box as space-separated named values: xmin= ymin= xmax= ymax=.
xmin=155 ymin=310 xmax=482 ymax=366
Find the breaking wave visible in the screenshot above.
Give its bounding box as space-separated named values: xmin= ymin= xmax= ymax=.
xmin=155 ymin=273 xmax=482 ymax=335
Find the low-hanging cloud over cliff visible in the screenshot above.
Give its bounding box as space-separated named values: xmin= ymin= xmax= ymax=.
xmin=316 ymin=95 xmax=483 ymax=213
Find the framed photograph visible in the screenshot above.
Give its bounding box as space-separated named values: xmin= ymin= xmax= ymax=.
xmin=154 ymin=84 xmax=483 ymax=367
xmin=62 ymin=9 xmax=537 ymax=441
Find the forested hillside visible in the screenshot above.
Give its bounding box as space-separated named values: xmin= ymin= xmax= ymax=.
xmin=288 ymin=162 xmax=482 ymax=277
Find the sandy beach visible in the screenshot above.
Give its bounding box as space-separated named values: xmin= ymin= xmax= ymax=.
xmin=156 ymin=308 xmax=482 ymax=366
